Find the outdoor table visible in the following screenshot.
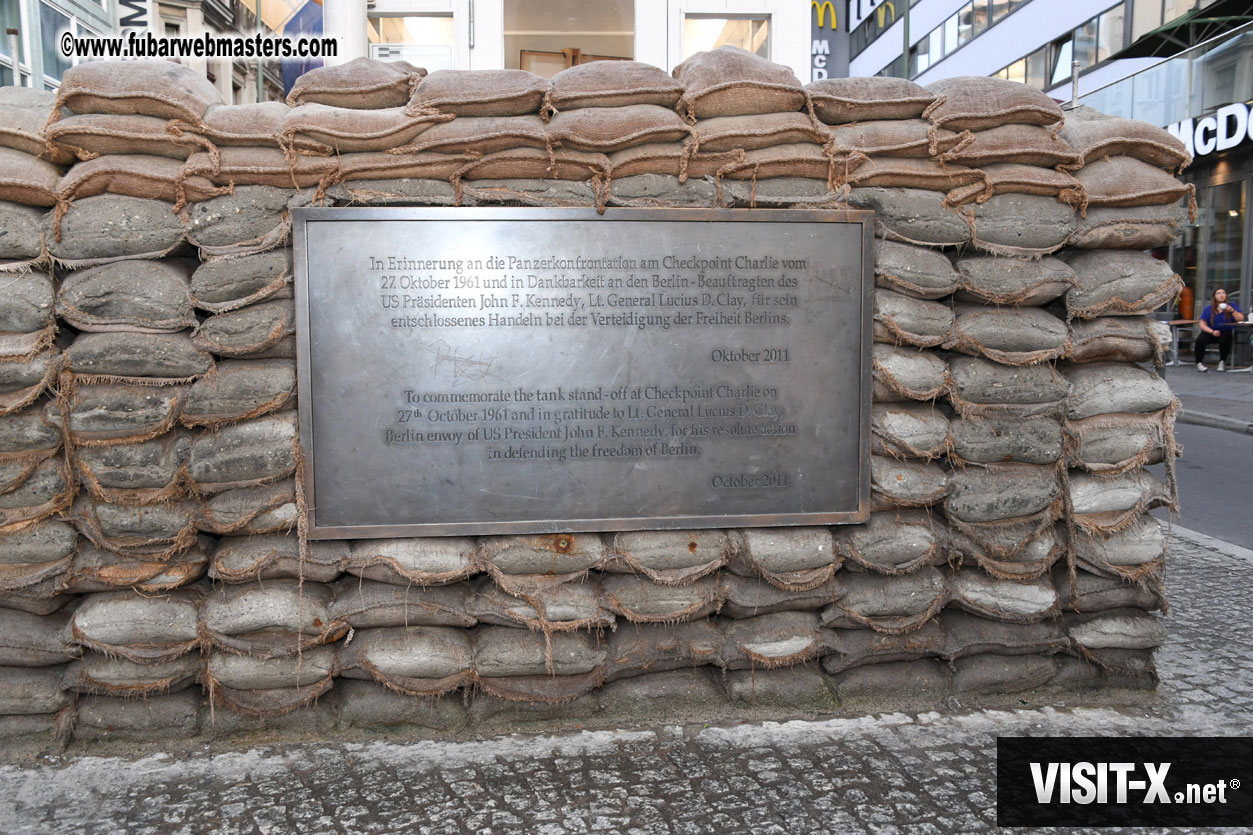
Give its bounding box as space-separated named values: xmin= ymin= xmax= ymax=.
xmin=1167 ymin=319 xmax=1198 ymax=367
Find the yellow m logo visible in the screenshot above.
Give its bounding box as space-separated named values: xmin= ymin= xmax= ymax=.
xmin=811 ymin=0 xmax=837 ymax=30
xmin=876 ymin=1 xmax=896 ymax=26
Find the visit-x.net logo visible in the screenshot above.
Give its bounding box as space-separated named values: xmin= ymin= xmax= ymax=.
xmin=997 ymin=737 xmax=1252 ymax=826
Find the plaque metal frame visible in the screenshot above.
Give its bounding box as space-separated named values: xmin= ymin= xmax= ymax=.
xmin=294 ymin=207 xmax=873 ymax=539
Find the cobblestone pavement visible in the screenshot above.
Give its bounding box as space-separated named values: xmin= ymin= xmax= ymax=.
xmin=1 ymin=527 xmax=1250 ymax=835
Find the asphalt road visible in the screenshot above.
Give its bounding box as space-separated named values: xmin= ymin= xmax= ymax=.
xmin=1155 ymin=422 xmax=1253 ymax=550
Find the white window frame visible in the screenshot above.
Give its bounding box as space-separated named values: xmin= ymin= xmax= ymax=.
xmin=368 ymin=0 xmax=503 ymax=70
xmin=0 ymin=0 xmax=32 ymax=87
xmin=663 ymin=1 xmax=806 ymax=79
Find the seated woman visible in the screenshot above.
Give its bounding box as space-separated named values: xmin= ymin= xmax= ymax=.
xmin=1195 ymin=287 xmax=1246 ymax=372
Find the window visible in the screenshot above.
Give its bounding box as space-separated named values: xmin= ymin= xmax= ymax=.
xmin=971 ymin=0 xmax=990 ymax=36
xmin=1073 ymin=16 xmax=1098 ymax=68
xmin=367 ymin=14 xmax=455 ymax=70
xmin=850 ymin=3 xmax=898 ymax=60
xmin=1097 ymin=5 xmax=1125 ymax=61
xmin=1050 ymin=36 xmax=1073 ymax=84
xmin=505 ymin=0 xmax=633 ymax=75
xmin=910 ymin=38 xmax=930 ymax=76
xmin=683 ymin=14 xmax=767 ymax=61
xmin=40 ymin=3 xmax=72 ymax=83
xmin=0 ymin=0 xmax=23 ymax=84
xmin=956 ymin=2 xmax=975 ymax=48
xmin=1132 ymin=0 xmax=1162 ymax=40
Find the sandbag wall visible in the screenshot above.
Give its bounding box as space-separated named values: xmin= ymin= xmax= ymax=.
xmin=0 ymin=51 xmax=1185 ymax=742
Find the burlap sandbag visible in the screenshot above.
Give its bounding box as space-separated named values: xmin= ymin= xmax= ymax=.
xmin=947 ymin=355 xmax=1070 ymax=417
xmin=544 ymin=61 xmax=684 ymax=115
xmin=871 ymin=344 xmax=947 ymax=402
xmin=955 ymin=255 xmax=1076 ymax=306
xmin=51 ymin=59 xmax=222 ymax=122
xmin=0 ymin=403 xmax=61 ymax=458
xmin=847 ymin=187 xmax=972 ymax=247
xmin=192 ymin=299 xmax=294 ymax=357
xmin=602 ymin=620 xmax=722 ymax=681
xmin=871 ymin=402 xmax=950 ymax=460
xmin=0 ymin=454 xmax=70 ymax=528
xmin=186 ymin=410 xmax=297 ymax=493
xmin=72 ymin=430 xmax=191 ymax=504
xmin=845 ymin=157 xmax=986 ymax=197
xmin=65 ymin=331 xmax=213 ymax=385
xmin=287 ymin=58 xmax=425 ymax=109
xmin=70 ymin=494 xmax=199 ymax=557
xmin=948 ymin=521 xmax=1064 ymax=580
xmin=713 ymin=144 xmax=848 ymax=201
xmin=471 ymin=578 xmax=611 ymax=631
xmin=827 ymin=119 xmax=966 ymax=158
xmin=833 ymin=509 xmax=945 ymax=575
xmin=46 ymin=113 xmax=210 ymax=161
xmin=1075 ymin=156 xmax=1194 ymax=209
xmin=720 ymin=611 xmax=837 ymax=670
xmin=1067 ymin=317 xmax=1168 ymax=365
xmin=480 ymin=533 xmax=606 ymax=590
xmin=937 ymin=124 xmax=1081 ymax=168
xmin=51 ymin=383 xmax=185 ymax=446
xmin=945 ymin=304 xmax=1070 ymax=365
xmin=806 ymin=77 xmax=935 ymax=124
xmin=729 ymin=527 xmax=839 ymax=591
xmin=1060 ymin=106 xmax=1191 ymax=171
xmin=335 ymin=626 xmax=473 ymax=698
xmin=62 ymin=652 xmax=198 ymax=697
xmin=673 ymin=46 xmax=806 ymax=121
xmin=945 ymin=462 xmax=1061 ymax=524
xmin=0 ymin=271 xmax=54 ymax=336
xmin=328 ymin=578 xmax=474 ymax=630
xmin=0 ymin=87 xmax=74 ymax=164
xmin=0 ymin=147 xmax=60 ymax=208
xmin=967 ymin=193 xmax=1077 ymax=257
xmin=872 ymin=287 xmax=954 ymax=348
xmin=46 ymin=194 xmax=186 ymax=267
xmin=607 ymin=529 xmax=727 ymax=585
xmin=184 ymin=147 xmax=337 ymax=190
xmin=196 ymin=479 xmax=297 ymax=536
xmin=720 ymin=576 xmax=838 ymax=619
xmin=282 ymin=104 xmax=450 ymax=154
xmin=169 ymin=101 xmax=298 ymax=152
xmin=1068 ymin=201 xmax=1189 ymax=250
xmin=690 ymin=112 xmax=828 ymax=153
xmin=451 ymin=149 xmax=610 ymax=199
xmin=1068 ymin=412 xmax=1171 ymax=475
xmin=210 ymin=533 xmax=344 ymax=585
xmin=56 ymin=258 xmax=196 ymax=333
xmin=923 ymin=76 xmax=1063 ymax=132
xmin=1063 ymin=250 xmax=1183 ymax=319
xmin=1069 ymin=470 xmax=1171 ymax=528
xmin=67 ymin=586 xmax=203 ymax=662
xmin=949 ymin=415 xmax=1064 ymax=465
xmin=56 ymin=154 xmax=227 ymax=207
xmin=1064 ymin=363 xmax=1174 ymax=419
xmin=600 ymin=574 xmax=721 ymax=624
xmin=407 ymin=69 xmax=550 ymax=117
xmin=874 ymin=240 xmax=959 ymax=300
xmin=335 ymin=150 xmax=476 ymax=185
xmin=946 ymin=569 xmax=1059 ymax=624
xmin=822 ymin=568 xmax=946 ymax=634
xmin=1054 ymin=568 xmax=1163 ymax=614
xmin=181 ymin=358 xmax=295 ymax=427
xmin=1073 ymin=514 xmax=1166 ymax=580
xmin=945 ymin=163 xmax=1083 ymax=208
xmin=0 ymin=348 xmax=59 ymax=415
xmin=190 ymin=249 xmax=291 ymax=314
xmin=607 ymin=145 xmax=736 ymax=181
xmin=185 ymin=186 xmax=294 ymax=257
xmin=204 ymin=650 xmax=335 ymax=717
xmin=0 ymin=607 xmax=75 ymax=667
xmin=0 ymin=203 xmax=46 ymax=263
xmin=548 ymin=105 xmax=692 ymax=152
xmin=200 ymin=579 xmax=343 ymax=658
xmin=345 ymin=537 xmax=477 ymax=586
xmin=62 ymin=537 xmax=209 ymax=594
xmin=390 ymin=115 xmax=549 ymax=155
xmin=473 ymin=628 xmax=606 ymax=704
xmin=870 ymin=454 xmax=949 ymax=509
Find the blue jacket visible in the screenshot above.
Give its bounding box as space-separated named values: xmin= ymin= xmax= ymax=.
xmin=1201 ymin=302 xmax=1243 ymax=333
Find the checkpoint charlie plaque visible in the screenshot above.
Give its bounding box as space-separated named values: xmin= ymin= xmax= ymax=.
xmin=294 ymin=208 xmax=872 ymax=538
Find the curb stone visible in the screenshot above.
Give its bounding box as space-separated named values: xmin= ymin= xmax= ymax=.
xmin=1177 ymin=409 xmax=1253 ymax=435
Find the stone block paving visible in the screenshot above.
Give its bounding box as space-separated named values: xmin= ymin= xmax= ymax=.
xmin=1 ymin=529 xmax=1250 ymax=835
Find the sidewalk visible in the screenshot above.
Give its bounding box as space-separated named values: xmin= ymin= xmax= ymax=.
xmin=0 ymin=526 xmax=1248 ymax=834
xmin=1162 ymin=360 xmax=1253 ymax=434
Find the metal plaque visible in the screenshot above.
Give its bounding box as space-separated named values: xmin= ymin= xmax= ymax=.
xmin=294 ymin=207 xmax=872 ymax=538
